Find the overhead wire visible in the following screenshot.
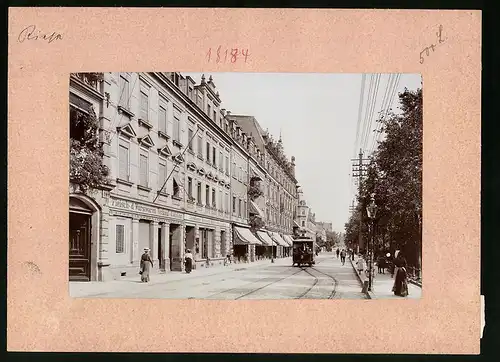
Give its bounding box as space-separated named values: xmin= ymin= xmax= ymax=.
xmin=358 ymin=74 xmax=374 ymax=156
xmin=353 ymin=74 xmax=366 ymax=158
xmin=369 ymin=74 xmax=395 ymax=154
xmin=371 ymin=73 xmax=401 ymax=152
xmin=362 ymin=73 xmax=381 ymax=153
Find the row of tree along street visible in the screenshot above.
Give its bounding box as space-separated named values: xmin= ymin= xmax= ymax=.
xmin=344 ymin=88 xmax=423 ymax=278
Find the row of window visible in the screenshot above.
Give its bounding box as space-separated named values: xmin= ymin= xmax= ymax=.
xmin=266 ymin=159 xmax=295 ymax=196
xmin=115 ymin=223 xmax=221 ymax=258
xmin=266 ymin=208 xmax=294 ymax=231
xmin=185 ymin=176 xmax=247 ymax=218
xmin=119 ymin=140 xmax=287 ymax=222
xmin=118 ymin=73 xmax=292 ymax=201
xmin=188 ymin=128 xmax=230 ymax=175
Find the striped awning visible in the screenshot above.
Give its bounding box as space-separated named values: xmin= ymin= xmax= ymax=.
xmin=269 ymin=232 xmax=288 ymax=247
xmin=249 ymin=200 xmax=265 ymax=219
xmin=234 ymin=226 xmax=262 ymax=245
xmin=256 ymin=231 xmax=273 ymax=246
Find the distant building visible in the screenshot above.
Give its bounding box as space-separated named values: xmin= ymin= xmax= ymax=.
xmin=294 ymin=186 xmax=316 ymax=239
xmin=315 ymin=222 xmax=333 ymax=233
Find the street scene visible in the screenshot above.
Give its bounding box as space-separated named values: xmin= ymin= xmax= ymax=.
xmin=69 ymin=72 xmax=422 ymax=299
xmin=70 ymin=252 xmax=420 ymax=299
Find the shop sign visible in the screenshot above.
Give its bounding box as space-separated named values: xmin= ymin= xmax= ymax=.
xmin=109 ymin=198 xmax=183 ymax=220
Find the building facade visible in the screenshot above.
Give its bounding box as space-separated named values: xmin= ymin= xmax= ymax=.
xmin=226 ymin=114 xmax=298 ymax=256
xmin=69 ymin=72 xmax=301 ymax=282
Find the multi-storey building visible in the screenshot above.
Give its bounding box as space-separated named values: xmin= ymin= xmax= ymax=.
xmin=295 ymin=187 xmax=316 ymax=240
xmin=69 ymin=72 xmax=233 ymax=281
xmin=226 ymin=114 xmax=297 ymax=256
xmin=69 ymin=72 xmax=301 ymax=282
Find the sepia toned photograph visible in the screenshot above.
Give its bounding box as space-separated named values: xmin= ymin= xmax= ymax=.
xmin=68 ymin=71 xmax=422 ymax=300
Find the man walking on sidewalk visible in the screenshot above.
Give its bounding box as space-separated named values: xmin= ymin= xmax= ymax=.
xmin=336 ymin=248 xmax=340 ymax=258
xmin=340 ymin=249 xmax=346 ymax=265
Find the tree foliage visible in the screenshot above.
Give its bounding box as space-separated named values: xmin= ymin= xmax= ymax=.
xmin=344 ymin=88 xmax=422 ymax=268
xmin=322 ymin=230 xmax=342 ymax=251
xmin=69 ymin=85 xmax=110 ymax=194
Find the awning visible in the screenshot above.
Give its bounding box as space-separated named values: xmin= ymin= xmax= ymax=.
xmin=249 ymin=200 xmax=266 ymax=219
xmin=282 ymin=234 xmax=294 ymax=246
xmin=269 ymin=232 xmax=288 ymax=247
xmin=234 ymin=226 xmax=262 ymax=245
xmin=256 ymin=231 xmax=273 ymax=246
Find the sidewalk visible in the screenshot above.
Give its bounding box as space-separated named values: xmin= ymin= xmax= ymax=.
xmin=70 ymin=256 xmax=293 ymax=298
xmin=349 ymin=256 xmax=422 ymax=299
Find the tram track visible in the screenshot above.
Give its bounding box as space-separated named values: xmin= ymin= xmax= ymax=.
xmin=295 ymin=268 xmax=320 ymax=299
xmin=307 ymin=266 xmax=339 ymax=299
xmin=202 ymin=266 xmax=303 ymax=300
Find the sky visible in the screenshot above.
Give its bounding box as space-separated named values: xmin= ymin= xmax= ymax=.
xmin=185 ymin=72 xmax=422 ymax=233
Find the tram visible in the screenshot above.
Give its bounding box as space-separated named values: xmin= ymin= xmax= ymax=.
xmin=292 ymin=236 xmax=316 ymax=267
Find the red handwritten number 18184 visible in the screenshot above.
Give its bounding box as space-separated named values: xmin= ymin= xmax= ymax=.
xmin=206 ymin=47 xmax=250 ymax=63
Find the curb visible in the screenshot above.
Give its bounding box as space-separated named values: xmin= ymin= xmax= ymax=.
xmin=409 ymin=279 xmax=423 ymax=288
xmin=349 ymin=257 xmax=372 ymax=299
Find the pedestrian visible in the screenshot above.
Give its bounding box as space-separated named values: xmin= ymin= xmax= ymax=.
xmin=184 ymin=249 xmax=193 ymax=273
xmin=377 ymin=255 xmax=386 ymax=274
xmin=340 ymin=249 xmax=346 ymax=265
xmin=336 ymin=248 xmax=340 ymax=258
xmin=392 ymin=253 xmax=409 ymax=297
xmin=356 ymin=255 xmax=366 ymax=274
xmin=140 ymin=248 xmax=153 ymax=282
xmin=392 ymin=252 xmax=408 ymax=297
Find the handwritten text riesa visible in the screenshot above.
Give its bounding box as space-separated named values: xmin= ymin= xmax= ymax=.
xmin=206 ymin=47 xmax=250 ymax=64
xmin=18 ymin=25 xmax=63 ymax=44
xmin=419 ymin=25 xmax=445 ymax=64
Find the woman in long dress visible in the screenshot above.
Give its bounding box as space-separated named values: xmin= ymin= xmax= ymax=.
xmin=392 ymin=254 xmax=409 ymax=296
xmin=140 ymin=248 xmax=153 ymax=282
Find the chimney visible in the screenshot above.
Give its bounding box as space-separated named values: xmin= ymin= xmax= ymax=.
xmin=291 ymin=156 xmax=296 ymax=176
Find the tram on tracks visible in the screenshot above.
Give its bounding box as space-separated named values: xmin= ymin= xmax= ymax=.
xmin=292 ymin=236 xmax=316 ymax=267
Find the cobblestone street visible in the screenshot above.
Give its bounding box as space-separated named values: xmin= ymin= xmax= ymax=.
xmin=70 ymin=253 xmax=367 ymax=299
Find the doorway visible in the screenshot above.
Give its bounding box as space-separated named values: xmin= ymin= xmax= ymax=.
xmin=158 ymin=225 xmax=163 ymax=270
xmin=185 ymin=226 xmax=195 ymax=254
xmin=69 ymin=211 xmax=91 ymax=281
xmin=169 ymin=224 xmax=181 ymax=271
xmin=220 ymin=230 xmax=227 ymax=257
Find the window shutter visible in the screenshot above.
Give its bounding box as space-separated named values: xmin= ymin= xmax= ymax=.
xmin=140 ymin=91 xmax=148 ymax=120
xmin=140 ymin=154 xmax=148 ymax=186
xmin=158 ymin=163 xmax=166 ymax=189
xmin=119 ymin=145 xmax=129 ymax=180
xmin=116 ymin=225 xmax=125 ymax=253
xmin=159 ymin=106 xmax=167 ymax=133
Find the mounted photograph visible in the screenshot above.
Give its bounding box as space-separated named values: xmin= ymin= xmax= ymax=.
xmin=68 ymin=72 xmax=422 ymax=300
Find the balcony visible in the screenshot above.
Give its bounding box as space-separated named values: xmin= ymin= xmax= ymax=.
xmin=72 ymin=73 xmax=103 ymax=93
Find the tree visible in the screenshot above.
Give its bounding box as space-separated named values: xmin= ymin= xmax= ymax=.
xmin=348 ymin=88 xmax=422 ymax=270
xmin=324 ymin=230 xmax=342 ymax=251
xmin=69 ymin=73 xmax=110 ymax=194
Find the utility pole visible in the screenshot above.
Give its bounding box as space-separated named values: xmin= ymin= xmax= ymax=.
xmin=351 ymin=148 xmax=370 ymax=255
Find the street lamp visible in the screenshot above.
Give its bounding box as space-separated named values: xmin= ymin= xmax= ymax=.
xmin=366 ymin=193 xmax=378 ymax=291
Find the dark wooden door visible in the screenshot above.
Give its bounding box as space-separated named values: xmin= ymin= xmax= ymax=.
xmin=69 ymin=212 xmax=91 ymax=281
xmin=158 ymin=226 xmax=163 ymax=270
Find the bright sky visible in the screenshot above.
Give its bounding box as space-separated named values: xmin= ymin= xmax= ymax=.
xmin=185 ymin=73 xmax=422 ymax=233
